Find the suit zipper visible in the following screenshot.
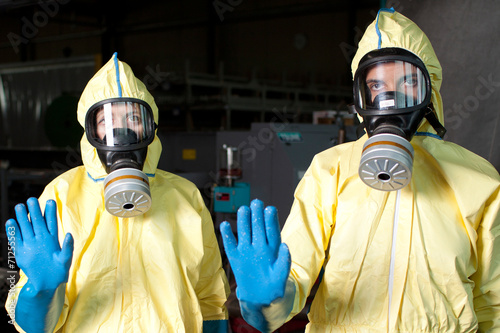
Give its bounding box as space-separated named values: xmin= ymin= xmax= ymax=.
xmin=388 ymin=189 xmax=401 ymax=332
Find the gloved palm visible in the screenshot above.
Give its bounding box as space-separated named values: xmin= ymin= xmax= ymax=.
xmin=6 ymin=197 xmax=74 ymax=293
xmin=221 ymin=199 xmax=291 ymax=305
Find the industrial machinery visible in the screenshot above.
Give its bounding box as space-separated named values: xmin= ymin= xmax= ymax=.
xmin=215 ymin=118 xmax=358 ymax=228
xmin=213 ymin=145 xmax=251 ymax=214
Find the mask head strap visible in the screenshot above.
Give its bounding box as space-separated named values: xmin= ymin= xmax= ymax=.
xmin=424 ymin=104 xmax=447 ymax=138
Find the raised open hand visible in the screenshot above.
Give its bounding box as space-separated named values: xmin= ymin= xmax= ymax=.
xmin=220 ymin=199 xmax=291 ymax=305
xmin=6 ymin=197 xmax=74 ymax=293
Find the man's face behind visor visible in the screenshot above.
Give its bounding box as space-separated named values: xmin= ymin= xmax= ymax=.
xmin=352 ymin=48 xmax=433 ymax=139
xmin=359 ymin=60 xmax=427 ymax=111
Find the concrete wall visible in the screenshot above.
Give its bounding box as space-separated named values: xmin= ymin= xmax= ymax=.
xmin=398 ymin=0 xmax=500 ymax=170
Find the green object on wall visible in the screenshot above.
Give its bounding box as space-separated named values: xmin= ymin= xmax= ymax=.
xmin=44 ymin=94 xmax=83 ymax=148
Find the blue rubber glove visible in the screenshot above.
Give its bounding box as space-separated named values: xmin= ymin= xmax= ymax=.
xmin=6 ymin=197 xmax=74 ymax=333
xmin=221 ymin=199 xmax=293 ymax=332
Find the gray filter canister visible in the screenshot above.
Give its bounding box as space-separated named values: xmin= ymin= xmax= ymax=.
xmin=104 ymin=168 xmax=152 ymax=217
xmin=359 ymin=133 xmax=414 ymax=191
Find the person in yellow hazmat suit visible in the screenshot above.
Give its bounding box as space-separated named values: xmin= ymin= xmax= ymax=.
xmin=5 ymin=53 xmax=229 ymax=333
xmin=220 ymin=8 xmax=500 ymax=332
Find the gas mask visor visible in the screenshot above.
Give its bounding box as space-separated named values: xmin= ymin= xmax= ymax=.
xmin=86 ymin=98 xmax=156 ymax=154
xmin=353 ymin=48 xmax=432 ymax=191
xmin=85 ymin=98 xmax=157 ymax=217
xmin=353 ymin=50 xmax=431 ymax=120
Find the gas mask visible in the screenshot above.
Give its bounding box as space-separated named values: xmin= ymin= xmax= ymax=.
xmin=85 ymin=98 xmax=157 ymax=217
xmin=353 ymin=48 xmax=446 ymax=191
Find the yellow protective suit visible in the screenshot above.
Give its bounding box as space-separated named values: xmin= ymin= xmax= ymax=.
xmin=281 ymin=9 xmax=500 ymax=332
xmin=6 ymin=54 xmax=229 ymax=332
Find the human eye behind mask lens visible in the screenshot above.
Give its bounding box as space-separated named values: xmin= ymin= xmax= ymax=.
xmin=360 ymin=61 xmax=427 ymax=112
xmin=89 ymin=100 xmax=153 ymax=147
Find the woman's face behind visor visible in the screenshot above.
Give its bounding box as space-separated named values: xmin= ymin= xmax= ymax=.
xmin=95 ymin=103 xmax=146 ymax=141
xmin=85 ymin=99 xmax=155 ymax=148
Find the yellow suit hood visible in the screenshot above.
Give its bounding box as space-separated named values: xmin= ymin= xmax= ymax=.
xmin=351 ymin=8 xmax=444 ymax=136
xmin=76 ymin=53 xmax=162 ymax=180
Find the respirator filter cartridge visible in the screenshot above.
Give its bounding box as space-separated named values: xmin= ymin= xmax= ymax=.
xmin=104 ymin=168 xmax=152 ymax=217
xmin=359 ymin=133 xmax=414 ymax=191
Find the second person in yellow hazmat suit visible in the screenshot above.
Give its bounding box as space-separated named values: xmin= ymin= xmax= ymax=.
xmin=221 ymin=9 xmax=500 ymax=332
xmin=5 ymin=53 xmax=229 ymax=333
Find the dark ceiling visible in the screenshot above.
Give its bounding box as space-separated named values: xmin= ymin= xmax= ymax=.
xmin=0 ymin=0 xmax=380 ymax=63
